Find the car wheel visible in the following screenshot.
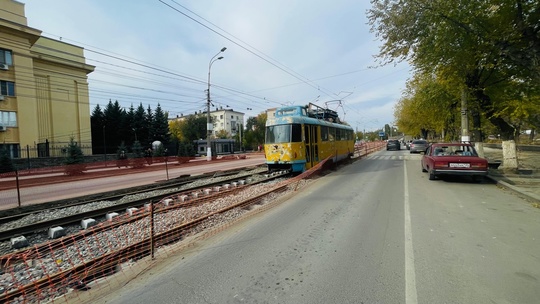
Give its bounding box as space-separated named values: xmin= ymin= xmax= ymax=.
xmin=428 ymin=168 xmax=436 ymax=180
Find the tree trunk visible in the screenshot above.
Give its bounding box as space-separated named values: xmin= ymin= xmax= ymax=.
xmin=501 ymin=140 xmax=518 ymax=171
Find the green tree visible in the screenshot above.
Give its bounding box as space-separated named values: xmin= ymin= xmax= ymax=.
xmin=368 ymin=0 xmax=540 ymax=140
xmin=244 ymin=113 xmax=266 ymax=149
xmin=179 ymin=114 xmax=208 ymax=142
xmin=91 ymin=104 xmax=105 ymax=154
xmin=152 ymin=103 xmax=170 ymax=145
xmin=103 ymin=100 xmax=126 ymax=150
xmin=131 ymin=140 xmax=144 ymax=158
xmin=146 ymin=104 xmax=155 ymax=145
xmin=125 ymin=104 xmax=136 ymax=145
xmin=215 ymin=129 xmax=229 ymax=139
xmin=395 ymin=73 xmax=461 ymax=140
xmin=64 ymin=137 xmax=86 ymax=175
xmin=134 ymin=103 xmax=149 ymax=147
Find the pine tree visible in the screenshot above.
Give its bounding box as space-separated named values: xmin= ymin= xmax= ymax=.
xmin=64 ymin=137 xmax=86 ymax=175
xmin=153 ymin=104 xmax=170 ymax=145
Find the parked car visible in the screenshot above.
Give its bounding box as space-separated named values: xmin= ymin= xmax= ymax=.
xmin=421 ymin=143 xmax=488 ymax=181
xmin=409 ymin=140 xmax=428 ymax=153
xmin=386 ymin=139 xmax=400 ymax=151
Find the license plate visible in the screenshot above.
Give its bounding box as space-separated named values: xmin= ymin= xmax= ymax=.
xmin=449 ymin=163 xmax=470 ymax=168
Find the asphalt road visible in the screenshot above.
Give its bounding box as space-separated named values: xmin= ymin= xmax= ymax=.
xmin=90 ymin=150 xmax=540 ymax=304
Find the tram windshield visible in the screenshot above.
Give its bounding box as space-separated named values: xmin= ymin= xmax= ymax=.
xmin=265 ymin=124 xmax=302 ymax=143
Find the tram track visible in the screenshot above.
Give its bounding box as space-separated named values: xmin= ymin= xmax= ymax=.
xmin=0 ymin=166 xmax=274 ymax=246
xmin=0 ymin=172 xmax=303 ymax=303
xmin=0 ymin=166 xmax=264 ymax=223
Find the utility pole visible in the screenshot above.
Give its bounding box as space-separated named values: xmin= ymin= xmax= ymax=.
xmin=460 ymin=87 xmax=470 ymax=142
xmin=206 ymin=47 xmax=227 ymax=161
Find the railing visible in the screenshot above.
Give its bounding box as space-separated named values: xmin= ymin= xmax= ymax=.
xmin=0 ymin=156 xmax=326 ymax=304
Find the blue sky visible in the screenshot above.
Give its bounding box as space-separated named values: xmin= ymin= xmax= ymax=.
xmin=22 ymin=0 xmax=411 ymax=132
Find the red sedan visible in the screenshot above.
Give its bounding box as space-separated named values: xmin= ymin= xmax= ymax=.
xmin=421 ymin=143 xmax=488 ymax=181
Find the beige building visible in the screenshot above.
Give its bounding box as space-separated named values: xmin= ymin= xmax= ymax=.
xmin=0 ymin=0 xmax=95 ymax=158
xmin=173 ymin=107 xmax=246 ymax=138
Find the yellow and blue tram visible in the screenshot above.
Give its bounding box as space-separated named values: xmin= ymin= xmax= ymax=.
xmin=264 ymin=104 xmax=355 ymax=173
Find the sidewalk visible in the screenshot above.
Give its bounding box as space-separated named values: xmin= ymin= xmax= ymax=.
xmin=483 ymin=146 xmax=540 ymax=204
xmin=486 ymin=170 xmax=540 ymax=204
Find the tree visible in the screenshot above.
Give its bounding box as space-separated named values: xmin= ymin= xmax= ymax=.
xmin=103 ymin=100 xmax=126 ymax=150
xmin=90 ymin=104 xmax=105 ymax=154
xmin=178 ymin=114 xmax=208 ymax=142
xmin=134 ymin=103 xmax=149 ymax=148
xmin=152 ymin=103 xmax=170 ymax=145
xmin=64 ymin=137 xmax=86 ymax=175
xmin=395 ymin=72 xmax=461 ymax=140
xmin=244 ymin=113 xmax=266 ymax=149
xmin=215 ymin=130 xmax=229 ymax=139
xmin=125 ymin=104 xmax=136 ymax=145
xmin=146 ymin=104 xmax=155 ymax=145
xmin=368 ymin=0 xmax=540 ymax=140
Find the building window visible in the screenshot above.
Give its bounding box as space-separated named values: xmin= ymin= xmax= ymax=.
xmin=0 ymin=111 xmax=17 ymax=127
xmin=220 ymin=115 xmax=223 ymax=119
xmin=231 ymin=121 xmax=237 ymax=131
xmin=0 ymin=49 xmax=13 ymax=65
xmin=231 ymin=115 xmax=233 ymax=119
xmin=0 ymin=81 xmax=15 ymax=96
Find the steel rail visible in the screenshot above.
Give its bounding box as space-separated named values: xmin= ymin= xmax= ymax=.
xmin=0 ymin=168 xmax=267 ymax=242
xmin=0 ymin=178 xmax=297 ymax=303
xmin=0 ymin=172 xmax=288 ymax=263
xmin=0 ymin=166 xmax=264 ymax=223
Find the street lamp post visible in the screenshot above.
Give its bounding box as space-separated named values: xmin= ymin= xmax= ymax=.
xmin=206 ymin=47 xmax=227 ymax=161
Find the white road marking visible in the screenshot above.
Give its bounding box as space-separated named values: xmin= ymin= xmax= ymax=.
xmin=404 ymin=160 xmax=418 ymax=304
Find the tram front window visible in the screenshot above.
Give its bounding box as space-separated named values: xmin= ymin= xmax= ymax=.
xmin=266 ymin=124 xmax=302 ymax=143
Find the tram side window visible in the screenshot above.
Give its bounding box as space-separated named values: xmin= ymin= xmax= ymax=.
xmin=328 ymin=127 xmax=335 ymax=141
xmin=291 ymin=124 xmax=302 ymax=142
xmin=321 ymin=126 xmax=329 ymax=141
xmin=339 ymin=129 xmax=347 ymax=141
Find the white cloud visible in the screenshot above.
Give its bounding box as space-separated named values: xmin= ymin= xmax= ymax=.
xmin=21 ymin=0 xmax=411 ymax=127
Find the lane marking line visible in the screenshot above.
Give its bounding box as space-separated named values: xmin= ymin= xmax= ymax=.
xmin=404 ymin=160 xmax=418 ymax=304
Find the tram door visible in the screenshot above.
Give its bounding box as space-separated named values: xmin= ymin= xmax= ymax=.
xmin=304 ymin=124 xmax=319 ymax=169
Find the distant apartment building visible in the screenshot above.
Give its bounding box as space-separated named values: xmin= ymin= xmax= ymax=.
xmin=172 ymin=107 xmax=246 ymax=138
xmin=0 ymin=0 xmax=95 ymax=158
xmin=171 ymin=107 xmax=245 ymax=154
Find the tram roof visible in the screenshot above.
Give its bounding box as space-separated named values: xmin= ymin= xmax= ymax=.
xmin=267 ymin=105 xmax=351 ymax=129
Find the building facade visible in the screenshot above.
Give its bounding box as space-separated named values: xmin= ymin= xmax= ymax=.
xmin=0 ymin=0 xmax=95 ymax=158
xmin=172 ymin=108 xmax=245 ymax=138
xmin=171 ymin=107 xmax=245 ymax=154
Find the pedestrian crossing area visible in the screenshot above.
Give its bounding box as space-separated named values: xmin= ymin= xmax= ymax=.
xmin=363 ymin=155 xmax=420 ymax=161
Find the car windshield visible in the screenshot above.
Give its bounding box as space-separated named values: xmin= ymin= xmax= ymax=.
xmin=432 ymin=145 xmax=478 ymax=156
xmin=413 ymin=140 xmax=427 ymax=145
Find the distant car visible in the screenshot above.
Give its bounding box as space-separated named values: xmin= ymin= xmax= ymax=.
xmin=421 ymin=143 xmax=488 ymax=181
xmin=409 ymin=140 xmax=428 ymax=153
xmin=405 ymin=140 xmax=412 ymax=150
xmin=386 ymin=139 xmax=400 ymax=151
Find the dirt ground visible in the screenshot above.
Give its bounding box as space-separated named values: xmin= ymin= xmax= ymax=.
xmin=483 ymin=146 xmax=540 ymax=171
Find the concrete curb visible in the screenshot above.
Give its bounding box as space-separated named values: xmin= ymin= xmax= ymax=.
xmin=485 ymin=175 xmax=540 ymax=203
